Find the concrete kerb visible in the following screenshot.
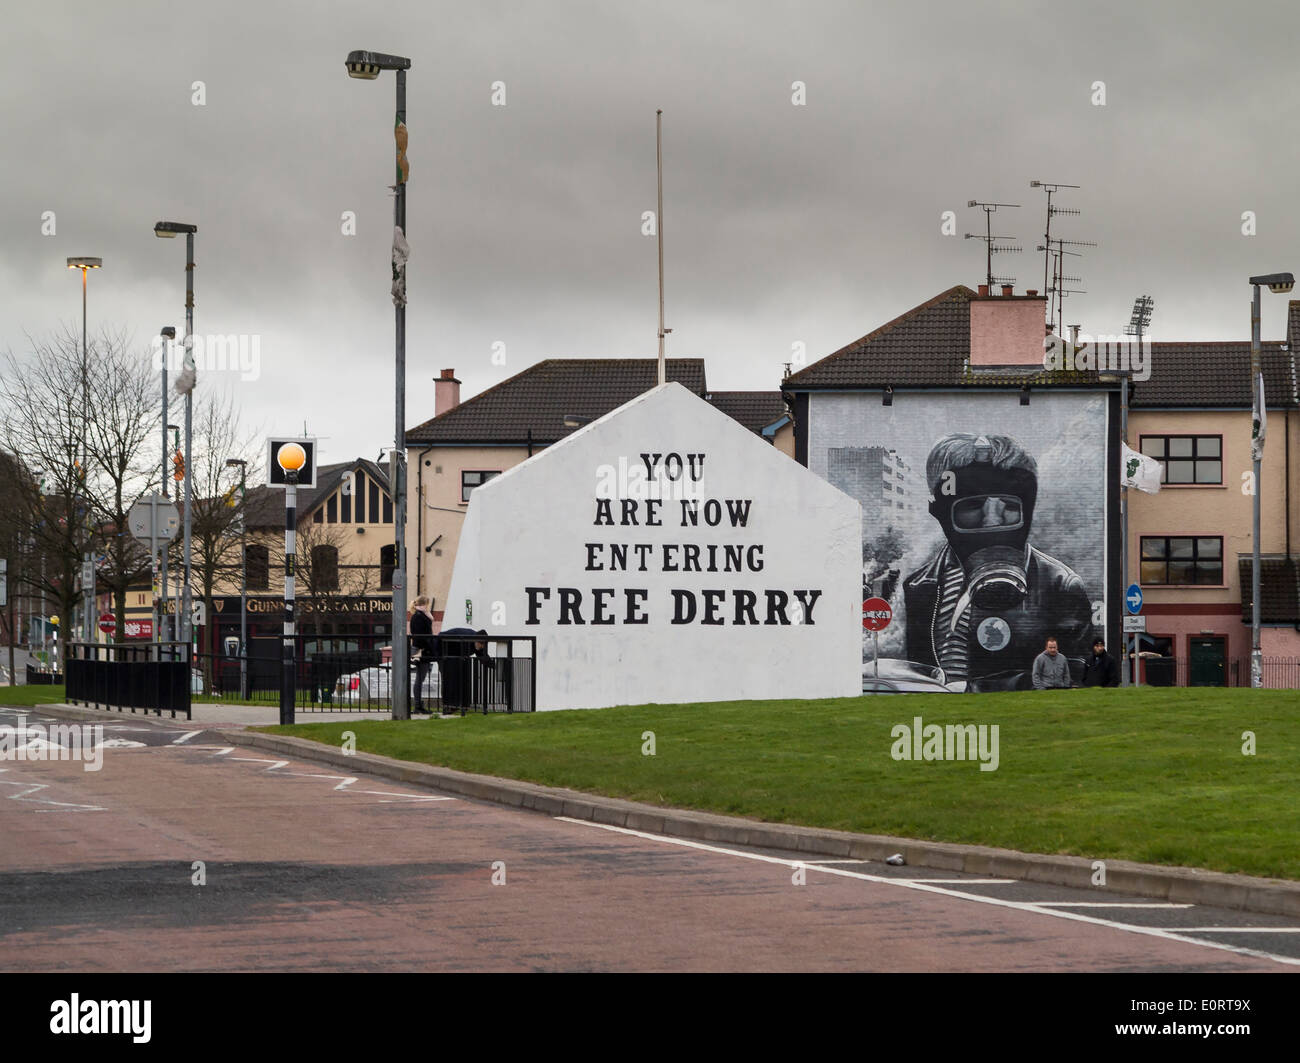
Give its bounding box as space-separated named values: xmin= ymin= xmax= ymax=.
xmin=221 ymin=728 xmax=1300 ymax=920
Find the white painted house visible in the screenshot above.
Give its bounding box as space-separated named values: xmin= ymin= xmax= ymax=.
xmin=445 ymin=382 xmax=862 ymax=710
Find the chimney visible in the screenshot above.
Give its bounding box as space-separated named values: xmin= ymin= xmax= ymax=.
xmin=1026 ymin=289 xmax=1038 ymax=297
xmin=978 ymin=284 xmax=989 ymax=296
xmin=435 ymin=368 xmax=461 ymax=416
xmin=969 ymin=288 xmax=1049 ymax=367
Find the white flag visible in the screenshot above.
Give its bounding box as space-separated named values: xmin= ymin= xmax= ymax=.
xmin=1251 ymin=373 xmax=1266 ymax=462
xmin=1121 ymin=443 xmax=1162 ymax=494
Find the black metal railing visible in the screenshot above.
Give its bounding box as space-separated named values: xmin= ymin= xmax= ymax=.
xmin=190 ymin=633 xmax=537 ymax=714
xmin=1137 ymin=655 xmax=1300 ymax=689
xmin=65 ymin=641 xmax=192 ymax=719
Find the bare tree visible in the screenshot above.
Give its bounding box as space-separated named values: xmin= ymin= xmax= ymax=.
xmin=0 ymin=327 xmax=163 ymax=658
xmin=278 ymin=519 xmax=377 ymax=635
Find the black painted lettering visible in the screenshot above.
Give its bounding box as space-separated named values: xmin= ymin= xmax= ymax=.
xmin=793 ymin=589 xmax=822 ymax=625
xmin=620 ymin=498 xmax=639 ymax=526
xmin=682 ymin=543 xmax=701 ymax=572
xmin=591 ymin=588 xmax=616 ymax=625
xmin=765 ymin=589 xmax=790 ymax=625
xmin=680 ymin=499 xmax=698 ymax=527
xmin=747 ymin=545 xmax=764 ymax=572
xmin=594 ymin=499 xmax=614 ymax=526
xmin=671 ymin=589 xmax=697 ymax=624
xmin=585 ymin=543 xmax=603 ymax=571
xmin=624 ymin=588 xmax=649 ymax=624
xmin=687 ymin=453 xmax=705 ymax=481
xmin=662 ymin=544 xmax=680 ymax=572
xmin=733 ymin=590 xmax=758 ymax=625
xmin=558 ymin=587 xmax=585 ymax=625
xmin=701 ymin=589 xmax=725 ymax=625
xmin=525 ymin=587 xmax=551 ymax=625
xmin=645 ymin=499 xmax=662 ymax=526
xmin=725 ymin=499 xmax=752 ymax=527
xmin=704 ymin=499 xmax=721 ymax=525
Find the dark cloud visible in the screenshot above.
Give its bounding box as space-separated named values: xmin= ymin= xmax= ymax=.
xmin=3 ymin=0 xmax=1297 ymax=469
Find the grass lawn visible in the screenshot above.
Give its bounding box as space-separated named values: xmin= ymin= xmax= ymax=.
xmin=0 ymin=684 xmax=67 ymax=707
xmin=274 ymin=687 xmax=1293 ymax=879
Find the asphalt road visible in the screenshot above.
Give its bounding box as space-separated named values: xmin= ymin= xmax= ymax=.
xmin=2 ymin=706 xmax=1298 ymax=973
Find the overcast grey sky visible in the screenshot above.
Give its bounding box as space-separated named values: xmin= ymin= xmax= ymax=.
xmin=3 ymin=0 xmax=1297 ymax=473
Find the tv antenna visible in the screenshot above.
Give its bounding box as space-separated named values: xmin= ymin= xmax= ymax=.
xmin=1038 ymin=237 xmax=1096 ymax=334
xmin=1030 ymin=181 xmax=1081 ymax=318
xmin=1124 ymin=296 xmax=1155 ymax=359
xmin=966 ymin=201 xmax=1021 ymax=290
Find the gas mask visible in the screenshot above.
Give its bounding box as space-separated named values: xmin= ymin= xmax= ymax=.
xmin=929 ymin=440 xmax=1038 ymax=613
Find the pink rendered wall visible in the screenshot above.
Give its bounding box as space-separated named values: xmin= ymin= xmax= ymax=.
xmin=969 ymin=298 xmax=1047 ymax=366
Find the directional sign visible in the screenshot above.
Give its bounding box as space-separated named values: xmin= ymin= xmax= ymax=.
xmin=1123 ymin=615 xmax=1147 ymax=633
xmin=128 ymin=494 xmax=180 ymax=543
xmin=1125 ymin=583 xmax=1143 ymax=615
xmin=862 ymin=597 xmax=892 ymax=631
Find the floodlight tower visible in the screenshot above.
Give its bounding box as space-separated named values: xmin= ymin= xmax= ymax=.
xmin=1118 ymin=295 xmax=1154 ymax=686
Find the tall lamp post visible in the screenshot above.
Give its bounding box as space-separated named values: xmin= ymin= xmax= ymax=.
xmin=225 ymin=458 xmax=248 ymax=698
xmin=1247 ymin=272 xmax=1294 ymax=689
xmin=67 ymin=256 xmax=101 ymax=644
xmin=345 ymin=49 xmax=413 ymax=721
xmin=154 ymin=222 xmax=198 ymax=652
xmin=275 ymin=442 xmax=306 ymax=725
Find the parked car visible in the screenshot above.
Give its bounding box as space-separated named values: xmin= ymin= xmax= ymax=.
xmin=335 ymin=664 xmax=441 ymax=706
xmin=862 ymin=659 xmax=954 ymax=694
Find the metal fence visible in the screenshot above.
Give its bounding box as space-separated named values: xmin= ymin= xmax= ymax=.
xmin=65 ymin=641 xmax=192 ymax=719
xmin=1139 ymin=655 xmax=1300 ymax=689
xmin=191 ymin=633 xmax=536 ymax=714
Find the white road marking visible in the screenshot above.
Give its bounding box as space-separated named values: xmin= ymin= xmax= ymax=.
xmin=555 ymin=818 xmax=1300 ymax=968
xmin=0 ymin=773 xmax=105 ymax=813
xmin=1176 ymin=927 xmax=1300 ymax=933
xmin=1029 ymin=902 xmax=1194 ymax=909
xmin=185 ymin=745 xmax=456 ymax=804
xmin=171 ymin=731 xmax=203 ymax=745
xmin=800 ymin=859 xmax=871 ymax=865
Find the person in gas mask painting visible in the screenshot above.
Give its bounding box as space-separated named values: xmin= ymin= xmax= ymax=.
xmin=902 ymin=433 xmax=1093 ymax=691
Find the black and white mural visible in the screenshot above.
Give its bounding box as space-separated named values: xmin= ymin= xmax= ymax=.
xmin=809 ymin=393 xmax=1107 ymax=691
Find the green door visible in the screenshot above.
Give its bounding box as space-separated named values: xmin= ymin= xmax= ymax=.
xmin=1188 ymin=637 xmax=1226 ymax=687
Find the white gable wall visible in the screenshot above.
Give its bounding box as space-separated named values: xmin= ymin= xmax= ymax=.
xmin=445 ymin=383 xmax=862 ymax=710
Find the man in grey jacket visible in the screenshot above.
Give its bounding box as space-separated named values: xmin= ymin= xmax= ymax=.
xmin=1032 ymin=637 xmax=1073 ymax=689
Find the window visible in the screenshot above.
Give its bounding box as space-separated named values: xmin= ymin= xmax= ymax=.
xmin=245 ymin=544 xmax=269 ymax=590
xmin=382 ymin=495 xmax=393 ymax=523
xmin=313 ymin=508 xmax=322 ymax=523
xmin=340 ymin=488 xmax=351 ymax=523
xmin=380 ymin=544 xmax=395 ymax=589
xmin=369 ymin=481 xmax=380 ymax=524
xmin=462 ymin=469 xmax=501 ymax=503
xmin=327 ymin=496 xmax=337 ymax=523
xmin=1140 ymin=536 xmax=1223 ymax=585
xmin=311 ymin=545 xmax=339 ymax=591
xmin=355 ymin=472 xmax=366 ymax=523
xmin=1140 ymin=435 xmax=1222 ymax=485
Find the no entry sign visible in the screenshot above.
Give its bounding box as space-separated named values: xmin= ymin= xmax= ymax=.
xmin=863 ymin=597 xmax=892 ymax=631
xmin=98 ymin=613 xmax=115 ymax=636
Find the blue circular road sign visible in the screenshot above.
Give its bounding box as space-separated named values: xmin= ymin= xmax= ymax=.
xmin=1125 ymin=583 xmax=1143 ymax=615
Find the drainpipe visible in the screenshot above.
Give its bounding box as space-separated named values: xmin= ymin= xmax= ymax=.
xmin=414 ymin=445 xmax=434 ymax=597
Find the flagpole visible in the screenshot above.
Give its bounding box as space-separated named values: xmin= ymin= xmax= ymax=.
xmin=1120 ymin=367 xmax=1130 ymax=687
xmin=656 ymin=109 xmax=666 ymax=387
xmin=1250 ymin=283 xmax=1263 ymax=689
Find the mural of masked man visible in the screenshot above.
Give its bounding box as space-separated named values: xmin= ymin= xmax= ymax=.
xmin=903 ymin=433 xmax=1093 ymax=691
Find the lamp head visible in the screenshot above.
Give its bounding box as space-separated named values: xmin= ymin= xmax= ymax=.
xmin=66 ymin=257 xmax=102 ymax=269
xmin=154 ymin=221 xmax=197 ymax=239
xmin=345 ymin=50 xmax=411 ymax=78
xmin=1250 ymin=272 xmax=1295 ymax=294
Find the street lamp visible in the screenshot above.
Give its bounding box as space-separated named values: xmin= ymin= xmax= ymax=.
xmin=275 ymin=442 xmax=306 ymax=725
xmin=1247 ymin=271 xmax=1294 ymax=689
xmin=225 ymin=458 xmax=248 ymax=698
xmin=154 ymin=221 xmax=198 ymax=653
xmin=67 ymin=257 xmax=101 ymax=644
xmin=344 ymin=48 xmax=413 ymax=721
